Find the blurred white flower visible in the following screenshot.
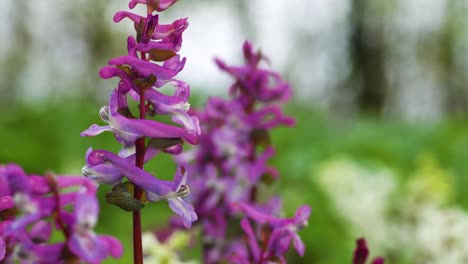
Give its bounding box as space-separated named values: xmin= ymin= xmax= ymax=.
xmin=315 ymin=158 xmax=396 ymax=252
xmin=411 ymin=205 xmax=468 ymax=264
xmin=142 ymin=231 xmax=198 ymax=264
xmin=314 ymin=155 xmax=467 ymax=263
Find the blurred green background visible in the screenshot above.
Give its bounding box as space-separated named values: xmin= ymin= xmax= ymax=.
xmin=2 ymin=0 xmax=468 ymax=263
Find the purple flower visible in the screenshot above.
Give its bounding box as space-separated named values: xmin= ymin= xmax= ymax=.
xmin=161 ymin=41 xmax=309 ymax=263
xmin=233 ymin=203 xmax=311 ymax=259
xmin=82 ymin=0 xmax=198 ymax=244
xmin=68 ymin=180 xmax=123 ymax=263
xmin=130 ymin=80 xmax=200 ymax=136
xmin=81 ymin=89 xmax=198 ymax=149
xmin=215 ymin=41 xmax=292 ymax=103
xmin=113 ymin=12 xmax=187 ymax=53
xmin=87 ymin=149 xmax=197 ymax=228
xmin=0 ymin=163 xmax=122 ymax=263
xmin=82 ymin=147 xmax=159 ymax=185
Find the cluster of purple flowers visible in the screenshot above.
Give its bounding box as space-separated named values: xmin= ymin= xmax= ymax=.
xmin=81 ymin=0 xmax=200 ymax=228
xmin=0 ymin=164 xmax=122 ymax=263
xmin=167 ymin=42 xmax=311 ymax=263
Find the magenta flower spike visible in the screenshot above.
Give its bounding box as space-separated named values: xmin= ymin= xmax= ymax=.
xmin=81 ymin=0 xmax=198 ymax=263
xmin=162 ymin=41 xmax=310 ymax=263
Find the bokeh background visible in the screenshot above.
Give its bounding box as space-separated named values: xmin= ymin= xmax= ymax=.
xmin=1 ymin=0 xmax=468 ymax=263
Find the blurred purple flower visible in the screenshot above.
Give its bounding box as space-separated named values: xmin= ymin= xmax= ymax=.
xmin=353 ymin=238 xmax=385 ymax=264
xmin=68 ymin=180 xmax=123 ymax=263
xmin=0 ymin=163 xmax=122 ymax=263
xmin=163 ymin=41 xmax=310 ymax=263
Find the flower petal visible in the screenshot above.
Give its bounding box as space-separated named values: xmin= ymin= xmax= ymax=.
xmin=168 ymin=197 xmax=197 ymax=228
xmin=239 ymin=218 xmax=260 ymax=261
xmin=69 ymin=231 xmax=106 ymax=263
xmin=87 ymin=150 xmax=174 ymax=197
xmin=99 ymin=235 xmax=123 ymax=258
xmin=80 ymin=124 xmax=112 ymax=137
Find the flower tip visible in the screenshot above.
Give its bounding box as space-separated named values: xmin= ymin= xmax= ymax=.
xmin=242 ymin=40 xmax=253 ymax=54
xmin=113 ymin=12 xmax=124 ymax=23
xmin=101 ymin=235 xmax=124 ymax=258
xmin=128 ymin=0 xmax=137 ymax=9
xmin=87 ymin=150 xmax=107 ymax=166
xmin=99 ymin=66 xmax=115 ymax=79
xmin=214 ymin=58 xmax=227 ymax=70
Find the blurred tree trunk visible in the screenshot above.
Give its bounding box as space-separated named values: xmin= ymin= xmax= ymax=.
xmin=441 ymin=0 xmax=468 ymax=115
xmin=66 ymin=0 xmax=118 ymax=102
xmin=0 ymin=0 xmax=31 ymax=107
xmin=349 ymin=0 xmax=388 ymax=114
xmin=233 ymin=0 xmax=255 ymax=40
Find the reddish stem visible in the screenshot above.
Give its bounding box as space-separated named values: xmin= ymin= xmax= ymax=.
xmin=257 ymin=227 xmax=271 ymax=264
xmin=132 ymin=52 xmax=148 ymax=264
xmin=46 ymin=173 xmax=71 ymax=240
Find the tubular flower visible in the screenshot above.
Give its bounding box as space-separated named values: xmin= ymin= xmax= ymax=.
xmin=0 ymin=163 xmax=122 ymax=263
xmin=87 ymin=150 xmax=197 ymax=228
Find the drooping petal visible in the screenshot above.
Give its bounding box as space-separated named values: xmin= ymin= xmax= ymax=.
xmin=100 ymin=235 xmax=124 ymax=258
xmin=74 ymin=181 xmax=99 ymax=229
xmin=113 ymin=11 xmax=144 ymax=24
xmin=288 ymin=229 xmax=305 ymax=256
xmin=87 ymin=150 xmax=174 ymax=196
xmin=167 ymin=197 xmax=197 ymax=228
xmin=80 ymin=124 xmax=113 ymax=137
xmin=239 ymin=218 xmax=260 ymax=261
xmin=69 ymin=231 xmax=107 ymax=263
xmin=267 ymin=228 xmax=291 ymax=257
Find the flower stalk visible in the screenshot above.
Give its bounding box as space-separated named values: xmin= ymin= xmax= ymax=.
xmin=81 ymin=0 xmax=199 ymax=263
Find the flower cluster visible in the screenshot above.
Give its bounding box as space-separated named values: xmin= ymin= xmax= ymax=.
xmin=169 ymin=42 xmax=310 ymax=263
xmin=0 ymin=163 xmax=122 ymax=263
xmin=81 ymin=0 xmax=200 ymax=228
